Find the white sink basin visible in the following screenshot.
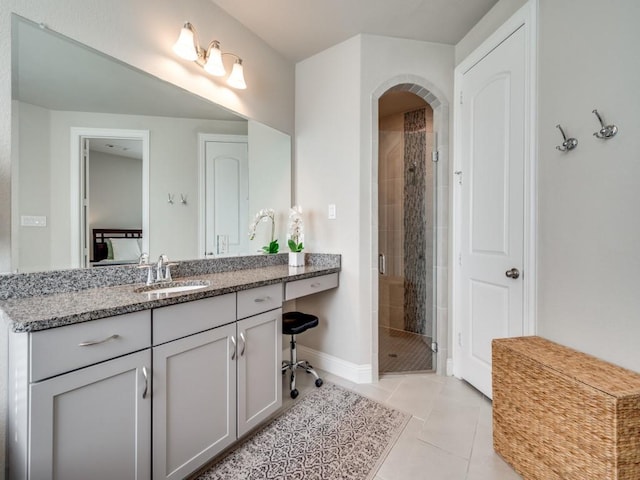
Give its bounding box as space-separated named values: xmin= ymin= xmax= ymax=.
xmin=135 ymin=280 xmax=210 ymax=295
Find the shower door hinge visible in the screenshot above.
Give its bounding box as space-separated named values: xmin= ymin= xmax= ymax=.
xmin=432 ymin=151 xmax=439 ymax=162
xmin=430 ymin=341 xmax=439 ymax=354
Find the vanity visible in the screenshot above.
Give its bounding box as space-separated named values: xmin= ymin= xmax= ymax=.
xmin=1 ymin=254 xmax=340 ymax=480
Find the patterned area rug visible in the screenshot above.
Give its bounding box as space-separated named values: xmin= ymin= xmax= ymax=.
xmin=194 ymin=383 xmax=410 ymax=480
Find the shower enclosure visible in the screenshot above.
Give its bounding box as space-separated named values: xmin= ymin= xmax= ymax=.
xmin=378 ymin=91 xmax=436 ymax=374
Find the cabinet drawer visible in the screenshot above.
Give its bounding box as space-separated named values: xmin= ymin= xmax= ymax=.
xmin=153 ymin=293 xmax=236 ymax=345
xmin=30 ymin=310 xmax=151 ymax=382
xmin=237 ymin=284 xmax=282 ymax=319
xmin=285 ymin=273 xmax=339 ymax=300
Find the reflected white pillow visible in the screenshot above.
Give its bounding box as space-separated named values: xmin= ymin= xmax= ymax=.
xmin=110 ymin=238 xmax=142 ymax=261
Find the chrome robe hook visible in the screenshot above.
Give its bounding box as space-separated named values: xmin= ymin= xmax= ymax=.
xmin=592 ymin=109 xmax=618 ymax=139
xmin=555 ymin=124 xmax=578 ymax=152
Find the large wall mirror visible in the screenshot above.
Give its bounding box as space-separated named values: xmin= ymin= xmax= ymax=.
xmin=11 ymin=15 xmax=291 ymax=273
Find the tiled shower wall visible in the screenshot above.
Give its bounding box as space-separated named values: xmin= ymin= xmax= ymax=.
xmin=404 ymin=108 xmax=433 ymax=336
xmin=379 ymin=112 xmax=404 ymax=331
xmin=378 ymin=105 xmax=434 ymax=336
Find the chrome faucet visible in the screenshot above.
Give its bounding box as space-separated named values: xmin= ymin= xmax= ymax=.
xmin=138 ymin=253 xmax=177 ymax=285
xmin=138 ymin=253 xmax=154 ymax=285
xmin=156 ymin=254 xmax=177 ymax=282
xmin=156 ymin=254 xmax=166 ymax=282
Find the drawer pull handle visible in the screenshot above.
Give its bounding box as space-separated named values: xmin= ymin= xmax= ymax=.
xmin=254 ymin=296 xmax=271 ymax=303
xmin=231 ymin=336 xmax=237 ymax=360
xmin=142 ymin=366 xmax=149 ymax=399
xmin=78 ymin=334 xmax=120 ymax=347
xmin=310 ymin=283 xmax=321 ymax=288
xmin=239 ymin=332 xmax=246 ymax=357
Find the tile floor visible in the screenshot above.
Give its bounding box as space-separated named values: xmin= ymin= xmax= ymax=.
xmin=284 ymin=370 xmax=522 ymax=480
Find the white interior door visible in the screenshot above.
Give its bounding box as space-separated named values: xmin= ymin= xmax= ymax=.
xmin=204 ymin=141 xmax=249 ymax=255
xmin=457 ymin=25 xmax=527 ymax=398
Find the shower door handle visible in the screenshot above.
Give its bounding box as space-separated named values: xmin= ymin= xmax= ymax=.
xmin=378 ymin=253 xmax=386 ymax=275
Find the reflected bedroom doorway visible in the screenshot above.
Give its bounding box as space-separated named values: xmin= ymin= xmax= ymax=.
xmin=378 ymin=90 xmax=436 ymax=374
xmin=70 ymin=128 xmax=149 ymax=268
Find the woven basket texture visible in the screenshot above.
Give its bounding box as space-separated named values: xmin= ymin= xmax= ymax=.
xmin=492 ymin=336 xmax=640 ymax=480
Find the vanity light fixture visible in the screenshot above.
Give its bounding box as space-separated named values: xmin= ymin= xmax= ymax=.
xmin=173 ymin=22 xmax=247 ymax=90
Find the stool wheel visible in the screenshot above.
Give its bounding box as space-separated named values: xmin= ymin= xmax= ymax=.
xmin=315 ymin=378 xmax=323 ymax=388
xmin=290 ymin=389 xmax=299 ymax=399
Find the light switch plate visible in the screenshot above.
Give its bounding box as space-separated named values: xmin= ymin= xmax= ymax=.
xmin=328 ymin=204 xmax=336 ymax=220
xmin=21 ymin=215 xmax=47 ymax=227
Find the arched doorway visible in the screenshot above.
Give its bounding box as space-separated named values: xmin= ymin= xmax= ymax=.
xmin=371 ymin=79 xmax=450 ymax=380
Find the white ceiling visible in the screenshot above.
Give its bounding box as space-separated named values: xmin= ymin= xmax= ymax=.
xmin=211 ymin=0 xmax=499 ymax=62
xmin=89 ymin=139 xmax=143 ymax=160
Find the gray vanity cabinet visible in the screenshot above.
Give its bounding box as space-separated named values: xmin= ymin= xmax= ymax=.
xmin=237 ymin=308 xmax=283 ymax=437
xmin=151 ymin=287 xmax=282 ymax=480
xmin=151 ymin=294 xmax=236 ymax=480
xmin=29 ymin=349 xmax=152 ymax=480
xmin=152 ymin=323 xmax=237 ymax=480
xmin=8 ymin=310 xmax=152 ymax=480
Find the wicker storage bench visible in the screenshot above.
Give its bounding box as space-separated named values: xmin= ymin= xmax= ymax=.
xmin=492 ymin=336 xmax=640 ymax=480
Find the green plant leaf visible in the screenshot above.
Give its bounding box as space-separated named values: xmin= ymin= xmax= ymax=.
xmin=288 ymin=240 xmax=304 ymax=252
xmin=263 ymin=239 xmax=279 ymax=254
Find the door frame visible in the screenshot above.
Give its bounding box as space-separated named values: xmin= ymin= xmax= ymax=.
xmin=198 ymin=133 xmax=249 ymax=258
xmin=70 ymin=128 xmax=149 ymax=268
xmin=452 ymin=0 xmax=538 ymax=377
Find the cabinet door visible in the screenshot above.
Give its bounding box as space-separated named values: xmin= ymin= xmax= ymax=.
xmin=152 ymin=323 xmax=237 ymax=480
xmin=29 ymin=349 xmax=151 ymax=480
xmin=237 ymin=308 xmax=282 ymax=437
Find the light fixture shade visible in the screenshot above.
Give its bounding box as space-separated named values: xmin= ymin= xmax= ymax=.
xmin=227 ymin=59 xmax=247 ymax=90
xmin=173 ymin=23 xmax=198 ymax=61
xmin=204 ymin=42 xmax=226 ymax=76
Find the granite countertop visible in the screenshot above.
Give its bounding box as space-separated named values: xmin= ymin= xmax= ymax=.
xmin=1 ymin=264 xmax=339 ymax=333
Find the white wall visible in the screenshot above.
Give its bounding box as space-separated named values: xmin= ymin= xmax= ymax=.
xmin=456 ymin=0 xmax=640 ymax=373
xmin=0 ymin=0 xmax=295 ymax=273
xmin=536 ymin=0 xmax=640 ymax=373
xmin=295 ymin=36 xmax=363 ymax=366
xmin=14 ymin=102 xmax=51 ymax=272
xmin=89 ymin=151 xmax=143 ymax=233
xmin=295 ymin=34 xmax=453 ymax=375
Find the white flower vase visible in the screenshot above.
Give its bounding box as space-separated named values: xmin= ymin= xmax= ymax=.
xmin=289 ymin=252 xmax=305 ymax=267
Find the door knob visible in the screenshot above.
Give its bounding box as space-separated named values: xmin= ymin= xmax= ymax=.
xmin=505 ymin=268 xmax=520 ymax=279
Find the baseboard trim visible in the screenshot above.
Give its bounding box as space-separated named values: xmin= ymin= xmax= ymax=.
xmin=446 ymin=358 xmax=454 ymax=376
xmin=283 ymin=345 xmax=373 ymax=384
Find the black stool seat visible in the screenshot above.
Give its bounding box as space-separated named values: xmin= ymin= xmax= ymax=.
xmin=283 ymin=311 xmax=318 ymax=335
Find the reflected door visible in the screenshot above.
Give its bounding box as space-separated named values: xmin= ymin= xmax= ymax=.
xmin=458 ymin=26 xmax=526 ymax=398
xmin=205 ymin=140 xmax=249 ymax=255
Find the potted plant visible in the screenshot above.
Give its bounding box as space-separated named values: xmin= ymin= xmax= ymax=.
xmin=288 ymin=205 xmax=305 ymax=267
xmin=248 ymin=208 xmax=279 ymax=254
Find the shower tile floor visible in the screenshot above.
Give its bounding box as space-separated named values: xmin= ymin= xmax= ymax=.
xmin=379 ymin=325 xmax=433 ymax=373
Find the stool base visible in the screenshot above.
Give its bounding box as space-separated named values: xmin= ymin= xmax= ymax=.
xmin=281 ymin=334 xmax=323 ymax=398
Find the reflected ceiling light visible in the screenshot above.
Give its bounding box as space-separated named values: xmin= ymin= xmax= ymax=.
xmin=173 ymin=22 xmax=247 ymax=90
